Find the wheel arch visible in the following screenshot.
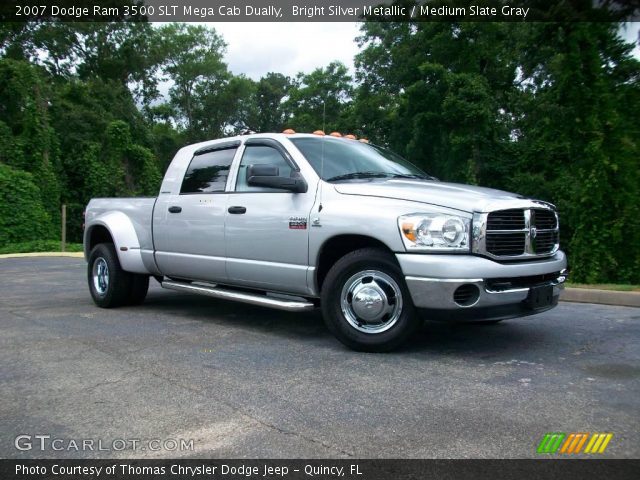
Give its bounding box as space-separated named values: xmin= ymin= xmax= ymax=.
xmin=84 ymin=212 xmax=147 ymax=274
xmin=314 ymin=234 xmax=399 ymax=294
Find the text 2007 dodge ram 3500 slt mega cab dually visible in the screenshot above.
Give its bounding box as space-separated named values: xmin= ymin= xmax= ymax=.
xmin=84 ymin=132 xmax=567 ymax=351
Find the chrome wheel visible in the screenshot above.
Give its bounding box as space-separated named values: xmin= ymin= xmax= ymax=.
xmin=92 ymin=257 xmax=109 ymax=296
xmin=340 ymin=270 xmax=403 ymax=334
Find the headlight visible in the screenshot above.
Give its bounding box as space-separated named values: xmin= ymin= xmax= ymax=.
xmin=398 ymin=213 xmax=470 ymax=252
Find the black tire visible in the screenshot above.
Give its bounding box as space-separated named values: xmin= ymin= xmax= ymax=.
xmin=128 ymin=274 xmax=149 ymax=305
xmin=321 ymin=248 xmax=420 ymax=352
xmin=88 ymin=243 xmax=132 ymax=308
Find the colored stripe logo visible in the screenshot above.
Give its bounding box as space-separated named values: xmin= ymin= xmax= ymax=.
xmin=584 ymin=433 xmax=613 ymax=454
xmin=537 ymin=433 xmax=613 ymax=454
xmin=537 ymin=433 xmax=565 ymax=454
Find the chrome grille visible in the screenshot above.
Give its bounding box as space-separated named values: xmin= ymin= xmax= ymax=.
xmin=533 ymin=230 xmax=558 ymax=253
xmin=486 ymin=232 xmax=526 ymax=256
xmin=486 ymin=209 xmax=525 ymax=230
xmin=532 ymin=209 xmax=558 ymax=254
xmin=473 ymin=204 xmax=559 ymax=259
xmin=534 ymin=209 xmax=557 ymax=230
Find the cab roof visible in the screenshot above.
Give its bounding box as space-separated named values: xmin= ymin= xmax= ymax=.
xmin=184 ymin=131 xmax=369 ymax=153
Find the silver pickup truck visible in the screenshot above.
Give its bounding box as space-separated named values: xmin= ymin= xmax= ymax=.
xmin=84 ymin=132 xmax=567 ymax=351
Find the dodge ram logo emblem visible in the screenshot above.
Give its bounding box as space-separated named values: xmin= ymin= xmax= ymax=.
xmin=530 ymin=227 xmax=537 ymax=239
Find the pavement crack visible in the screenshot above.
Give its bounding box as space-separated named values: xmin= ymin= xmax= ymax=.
xmin=144 ymin=370 xmax=355 ymax=457
xmin=45 ymin=335 xmax=355 ymax=457
xmin=85 ymin=373 xmax=135 ymax=392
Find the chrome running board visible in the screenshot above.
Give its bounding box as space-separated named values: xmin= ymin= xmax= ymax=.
xmin=161 ymin=280 xmax=315 ymax=312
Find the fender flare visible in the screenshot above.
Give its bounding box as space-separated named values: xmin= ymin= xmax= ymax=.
xmin=85 ymin=211 xmax=148 ymax=274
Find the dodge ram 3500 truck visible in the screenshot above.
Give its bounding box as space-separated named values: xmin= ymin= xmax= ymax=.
xmin=84 ymin=132 xmax=567 ymax=351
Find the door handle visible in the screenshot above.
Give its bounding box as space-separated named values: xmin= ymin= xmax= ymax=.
xmin=228 ymin=206 xmax=246 ymax=214
xmin=168 ymin=206 xmax=182 ymax=213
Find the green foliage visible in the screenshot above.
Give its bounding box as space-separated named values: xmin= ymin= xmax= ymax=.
xmin=1 ymin=19 xmax=637 ymax=284
xmin=355 ymin=19 xmax=640 ymax=283
xmin=566 ymin=283 xmax=640 ymax=292
xmin=285 ymin=62 xmax=354 ymax=133
xmin=126 ymin=144 xmax=162 ymax=196
xmin=149 ymin=121 xmax=180 ymax=171
xmin=92 ymin=120 xmax=163 ymax=197
xmin=0 ymin=164 xmax=54 ymax=244
xmin=510 ymin=22 xmax=640 ymax=283
xmin=0 ymin=240 xmax=83 ymax=254
xmin=194 ymin=74 xmax=257 ymax=137
xmin=156 ymin=23 xmax=229 ymax=139
xmin=0 ymin=58 xmax=61 ymax=226
xmin=249 ymin=73 xmax=292 ymax=132
xmin=356 ymin=22 xmax=518 ymax=184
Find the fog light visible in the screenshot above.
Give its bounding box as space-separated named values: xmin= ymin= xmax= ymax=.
xmin=453 ymin=284 xmax=480 ymax=307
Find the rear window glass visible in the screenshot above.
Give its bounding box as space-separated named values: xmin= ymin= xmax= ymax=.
xmin=180 ymin=148 xmax=237 ymax=194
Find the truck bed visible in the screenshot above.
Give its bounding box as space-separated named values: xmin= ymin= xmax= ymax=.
xmin=85 ymin=197 xmax=157 ymax=252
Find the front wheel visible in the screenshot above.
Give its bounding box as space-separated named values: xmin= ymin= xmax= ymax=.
xmin=321 ymin=248 xmax=421 ymax=352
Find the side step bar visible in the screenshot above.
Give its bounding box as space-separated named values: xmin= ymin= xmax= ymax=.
xmin=161 ymin=280 xmax=315 ymax=312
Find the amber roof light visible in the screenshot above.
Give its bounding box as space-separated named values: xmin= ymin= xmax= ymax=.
xmin=282 ymin=128 xmax=296 ymax=134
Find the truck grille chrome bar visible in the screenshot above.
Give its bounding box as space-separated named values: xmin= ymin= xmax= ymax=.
xmin=472 ymin=205 xmax=559 ymax=260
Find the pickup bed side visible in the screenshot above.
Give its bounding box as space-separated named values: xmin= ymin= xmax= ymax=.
xmin=84 ymin=197 xmax=158 ymax=275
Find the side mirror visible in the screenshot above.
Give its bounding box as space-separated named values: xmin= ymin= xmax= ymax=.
xmin=247 ymin=164 xmax=308 ymax=193
xmin=247 ymin=164 xmax=279 ymax=177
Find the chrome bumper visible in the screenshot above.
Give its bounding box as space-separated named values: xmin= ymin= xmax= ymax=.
xmin=396 ymin=251 xmax=567 ymax=312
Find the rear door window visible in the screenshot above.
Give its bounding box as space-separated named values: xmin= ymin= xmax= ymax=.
xmin=181 ymin=148 xmax=237 ymax=194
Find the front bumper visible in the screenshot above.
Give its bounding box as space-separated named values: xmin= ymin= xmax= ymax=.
xmin=396 ymin=251 xmax=567 ymax=321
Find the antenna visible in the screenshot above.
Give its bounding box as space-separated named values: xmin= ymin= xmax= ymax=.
xmin=322 ymin=98 xmax=326 ymax=133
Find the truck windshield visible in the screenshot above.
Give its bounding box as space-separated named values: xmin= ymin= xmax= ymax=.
xmin=290 ymin=137 xmax=434 ymax=182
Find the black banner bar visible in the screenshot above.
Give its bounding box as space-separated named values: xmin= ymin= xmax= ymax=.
xmin=1 ymin=459 xmax=639 ymax=480
xmin=2 ymin=0 xmax=640 ymax=22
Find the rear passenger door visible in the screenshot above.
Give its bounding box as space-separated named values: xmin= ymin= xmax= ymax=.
xmin=224 ymin=139 xmax=315 ymax=295
xmin=153 ymin=144 xmax=238 ymax=282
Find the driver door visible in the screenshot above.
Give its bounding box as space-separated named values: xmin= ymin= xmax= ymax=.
xmin=224 ymin=140 xmax=315 ymax=295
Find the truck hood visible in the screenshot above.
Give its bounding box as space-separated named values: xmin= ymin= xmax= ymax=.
xmin=333 ymin=179 xmax=525 ymax=213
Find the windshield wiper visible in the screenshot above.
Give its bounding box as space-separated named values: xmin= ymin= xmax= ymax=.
xmin=326 ymin=171 xmax=391 ymax=182
xmin=390 ymin=173 xmax=437 ymax=180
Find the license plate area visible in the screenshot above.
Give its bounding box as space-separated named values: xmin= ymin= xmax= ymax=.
xmin=525 ymin=285 xmax=554 ymax=310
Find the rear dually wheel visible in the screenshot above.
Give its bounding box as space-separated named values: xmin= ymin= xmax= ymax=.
xmin=88 ymin=243 xmax=145 ymax=308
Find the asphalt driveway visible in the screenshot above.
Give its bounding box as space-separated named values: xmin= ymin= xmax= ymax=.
xmin=1 ymin=257 xmax=638 ymax=458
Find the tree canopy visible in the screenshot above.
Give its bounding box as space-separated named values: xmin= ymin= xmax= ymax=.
xmin=0 ymin=19 xmax=638 ymax=283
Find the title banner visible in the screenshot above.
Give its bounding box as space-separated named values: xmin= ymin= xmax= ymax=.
xmin=3 ymin=0 xmax=640 ymax=22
